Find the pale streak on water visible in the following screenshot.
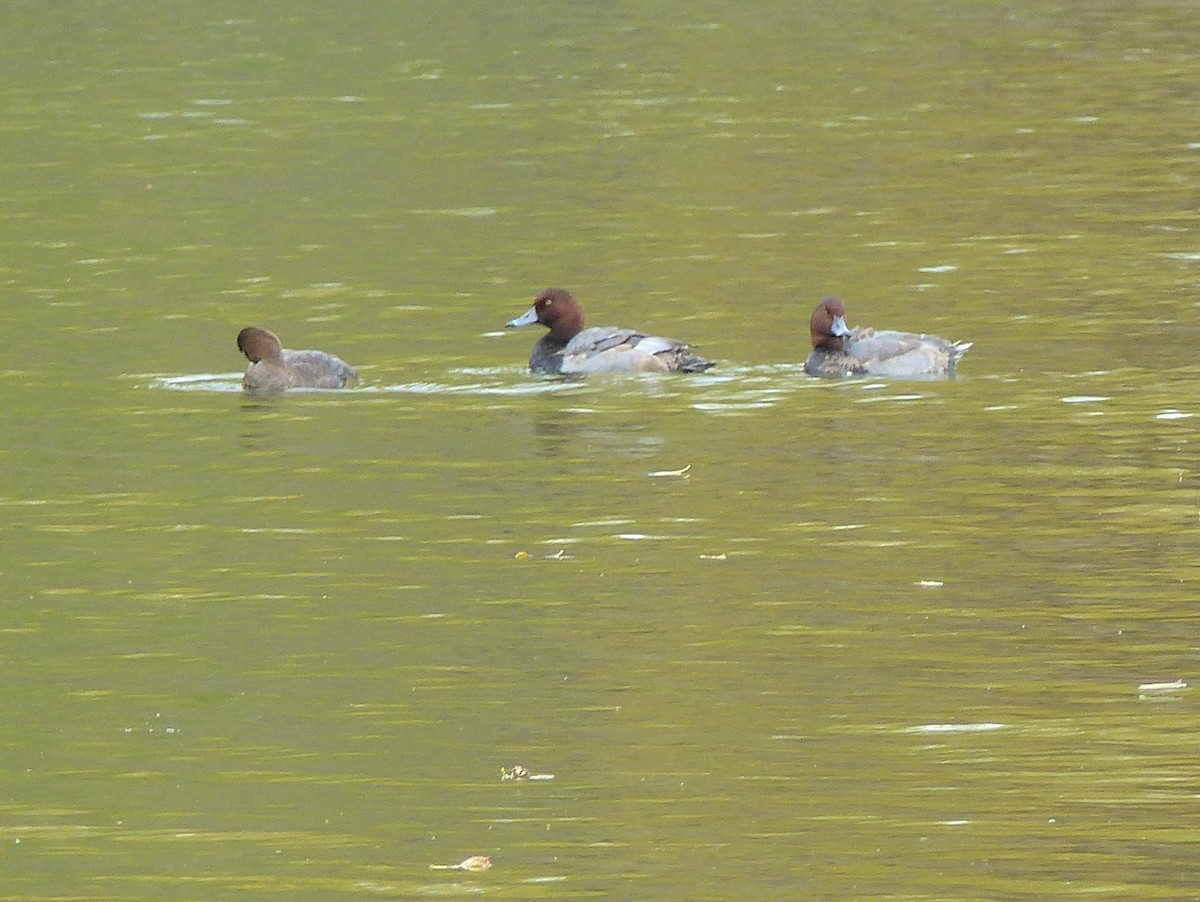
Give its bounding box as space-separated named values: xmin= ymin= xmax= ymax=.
xmin=2 ymin=1 xmax=1200 ymax=899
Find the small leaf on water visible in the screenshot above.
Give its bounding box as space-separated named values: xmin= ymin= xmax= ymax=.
xmin=430 ymin=855 xmax=492 ymax=872
xmin=502 ymin=764 xmax=555 ymax=781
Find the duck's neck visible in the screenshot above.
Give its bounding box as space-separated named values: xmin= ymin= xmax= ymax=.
xmin=812 ymin=332 xmax=846 ymax=353
xmin=548 ymin=308 xmax=583 ymax=343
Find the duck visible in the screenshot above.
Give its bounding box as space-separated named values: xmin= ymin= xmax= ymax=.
xmin=505 ymin=288 xmax=714 ymax=375
xmin=236 ymin=326 xmax=357 ymax=391
xmin=803 ymin=296 xmax=971 ymax=378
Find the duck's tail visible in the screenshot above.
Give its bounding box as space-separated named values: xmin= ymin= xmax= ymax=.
xmin=677 ymin=354 xmax=716 ymax=373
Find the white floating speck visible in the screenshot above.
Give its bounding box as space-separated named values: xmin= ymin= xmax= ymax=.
xmin=1061 ymin=395 xmax=1108 ymax=404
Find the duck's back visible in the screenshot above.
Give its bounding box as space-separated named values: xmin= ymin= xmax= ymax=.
xmin=557 ymin=326 xmax=712 ymax=374
xmin=805 ymin=327 xmax=969 ymax=378
xmin=244 ymin=350 xmax=356 ymax=390
xmin=281 ymin=349 xmax=357 ymax=388
xmin=847 ymin=327 xmax=969 ymax=378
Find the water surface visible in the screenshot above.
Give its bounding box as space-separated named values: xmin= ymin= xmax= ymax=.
xmin=3 ymin=2 xmax=1200 ymax=899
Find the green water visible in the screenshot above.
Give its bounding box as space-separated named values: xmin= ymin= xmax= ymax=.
xmin=3 ymin=2 xmax=1200 ymax=899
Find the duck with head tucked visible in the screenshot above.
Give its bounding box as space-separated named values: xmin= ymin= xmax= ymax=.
xmin=804 ymin=296 xmax=971 ymax=378
xmin=236 ymin=326 xmax=358 ymax=391
xmin=505 ymin=288 xmax=714 ymax=375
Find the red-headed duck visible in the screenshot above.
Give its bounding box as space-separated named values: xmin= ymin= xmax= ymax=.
xmin=236 ymin=326 xmax=357 ymax=391
xmin=804 ymin=297 xmax=971 ymax=378
xmin=505 ymin=288 xmax=714 ymax=375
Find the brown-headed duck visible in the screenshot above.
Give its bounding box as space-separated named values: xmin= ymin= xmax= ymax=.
xmin=505 ymin=288 xmax=714 ymax=375
xmin=236 ymin=326 xmax=357 ymax=391
xmin=804 ymin=296 xmax=971 ymax=378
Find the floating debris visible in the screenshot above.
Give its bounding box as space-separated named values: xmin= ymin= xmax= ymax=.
xmin=699 ymin=553 xmax=726 ymax=561
xmin=546 ymin=549 xmax=568 ymax=560
xmin=501 ymin=764 xmax=555 ymax=781
xmin=1138 ymin=679 xmax=1187 ymax=692
xmin=514 ymin=550 xmax=529 ymax=559
xmin=430 ymin=855 xmax=492 ymax=872
xmin=914 ymin=580 xmax=944 ymax=588
xmin=648 ymin=464 xmax=692 ymax=478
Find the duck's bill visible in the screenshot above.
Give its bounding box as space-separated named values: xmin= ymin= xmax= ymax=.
xmin=831 ymin=315 xmax=851 ymax=337
xmin=505 ymin=306 xmax=538 ymax=328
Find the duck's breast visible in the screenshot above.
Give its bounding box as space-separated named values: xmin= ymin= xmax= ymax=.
xmin=243 ymin=362 xmax=295 ymax=391
xmin=803 ymin=349 xmax=864 ymax=377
